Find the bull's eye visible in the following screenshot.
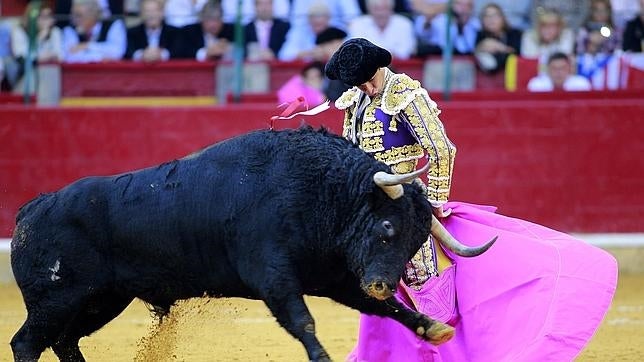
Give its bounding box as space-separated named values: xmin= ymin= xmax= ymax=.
xmin=382 ymin=220 xmax=395 ymax=238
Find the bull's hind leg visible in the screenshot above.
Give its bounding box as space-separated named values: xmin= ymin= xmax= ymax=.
xmin=51 ymin=293 xmax=133 ymax=362
xmin=11 ymin=294 xmax=88 ymax=362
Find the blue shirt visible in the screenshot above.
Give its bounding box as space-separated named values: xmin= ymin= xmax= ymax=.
xmin=417 ymin=13 xmax=481 ymax=54
xmin=0 ymin=23 xmax=11 ymax=57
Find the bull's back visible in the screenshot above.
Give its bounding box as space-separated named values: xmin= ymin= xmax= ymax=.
xmin=11 ymin=128 xmax=356 ymax=300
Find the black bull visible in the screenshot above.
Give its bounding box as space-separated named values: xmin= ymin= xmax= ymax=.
xmin=10 ymin=127 xmax=492 ymax=361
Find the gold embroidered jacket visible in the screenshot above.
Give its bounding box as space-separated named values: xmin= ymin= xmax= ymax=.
xmin=335 ymin=68 xmax=456 ymax=206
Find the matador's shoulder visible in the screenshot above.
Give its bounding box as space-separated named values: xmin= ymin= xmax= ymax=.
xmin=381 ymin=73 xmax=434 ymax=115
xmin=334 ymin=87 xmax=361 ymax=110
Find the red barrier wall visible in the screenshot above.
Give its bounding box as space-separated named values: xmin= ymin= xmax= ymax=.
xmin=1 ymin=95 xmax=643 ymax=236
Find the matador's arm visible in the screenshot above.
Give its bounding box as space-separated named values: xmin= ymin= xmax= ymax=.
xmin=382 ymin=75 xmax=456 ymax=207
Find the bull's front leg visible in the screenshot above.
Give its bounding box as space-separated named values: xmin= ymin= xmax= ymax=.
xmin=326 ymin=284 xmax=454 ymax=345
xmin=261 ymin=289 xmax=330 ymax=362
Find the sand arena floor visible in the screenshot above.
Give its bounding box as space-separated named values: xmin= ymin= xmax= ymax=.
xmin=1 ymin=274 xmax=643 ymax=361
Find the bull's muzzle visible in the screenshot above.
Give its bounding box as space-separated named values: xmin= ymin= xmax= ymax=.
xmin=364 ymin=280 xmax=396 ymax=300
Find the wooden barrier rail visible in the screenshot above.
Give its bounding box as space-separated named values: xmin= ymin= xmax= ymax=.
xmin=58 ymin=57 xmax=501 ymax=100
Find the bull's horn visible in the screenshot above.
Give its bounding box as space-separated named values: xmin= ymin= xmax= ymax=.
xmin=431 ymin=215 xmax=497 ymax=257
xmin=373 ymin=162 xmax=431 ymax=200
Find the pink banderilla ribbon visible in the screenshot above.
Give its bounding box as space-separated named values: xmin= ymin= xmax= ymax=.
xmin=269 ymin=96 xmax=331 ymax=129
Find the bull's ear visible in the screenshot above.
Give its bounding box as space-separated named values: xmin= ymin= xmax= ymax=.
xmin=413 ymin=178 xmax=428 ymax=195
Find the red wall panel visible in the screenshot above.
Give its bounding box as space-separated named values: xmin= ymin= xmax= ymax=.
xmin=1 ymin=96 xmax=643 ymax=237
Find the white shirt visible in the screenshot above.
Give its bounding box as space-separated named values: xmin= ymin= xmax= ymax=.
xmin=278 ymin=23 xmax=315 ymax=61
xmin=255 ymin=20 xmax=273 ymax=49
xmin=289 ymin=0 xmax=361 ymax=31
xmin=527 ymin=74 xmax=593 ymax=92
xmin=164 ymin=0 xmax=209 ymax=27
xmin=348 ymin=14 xmax=417 ymax=59
xmin=221 ymin=0 xmax=290 ymax=24
xmin=11 ymin=25 xmax=64 ymax=62
xmin=520 ymin=28 xmax=575 ymax=59
xmin=611 ymin=0 xmax=641 ymax=29
xmin=62 ymin=19 xmax=127 ymax=63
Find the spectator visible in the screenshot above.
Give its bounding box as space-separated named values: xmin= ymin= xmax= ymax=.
xmin=277 ymin=61 xmax=326 ymax=105
xmin=410 ymin=0 xmax=447 ymax=24
xmin=0 ymin=60 xmax=4 ymax=91
xmin=11 ymin=4 xmax=63 ymax=63
xmin=358 ymin=0 xmax=411 ymax=14
xmin=417 ymin=0 xmax=480 ymax=55
xmin=164 ymin=0 xmax=208 ymax=27
xmin=0 ymin=23 xmax=10 ymax=58
xmin=289 ymin=0 xmax=361 ymax=32
xmin=221 ymin=0 xmax=290 ymax=24
xmin=577 ymin=0 xmax=624 ymax=89
xmin=10 ymin=4 xmax=63 ymax=93
xmin=278 ymin=1 xmax=345 ymax=61
xmin=315 ymin=27 xmax=350 ymax=100
xmin=611 ymin=0 xmax=641 ymax=30
xmin=62 ymin=0 xmax=127 ymax=63
xmin=527 ymin=51 xmax=592 ymax=91
xmin=622 ymin=0 xmax=644 ymax=51
xmin=55 ymin=0 xmax=124 ymax=29
xmin=243 ymin=0 xmax=290 ymax=61
xmin=576 ymin=0 xmax=621 ymax=55
xmin=125 ymin=0 xmax=181 ymax=61
xmin=348 ymin=0 xmax=416 ymax=59
xmin=474 ymin=0 xmax=533 ymax=31
xmin=521 ymin=8 xmax=574 ymax=66
xmin=1 ymin=22 xmax=13 ymax=90
xmin=180 ymin=0 xmax=234 ymax=61
xmin=474 ymin=3 xmax=522 ymax=73
xmin=314 ymin=27 xmax=347 ymax=60
xmin=532 ymin=0 xmax=590 ymax=31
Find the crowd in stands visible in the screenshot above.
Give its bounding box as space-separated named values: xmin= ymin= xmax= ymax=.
xmin=0 ymin=0 xmax=643 ymax=93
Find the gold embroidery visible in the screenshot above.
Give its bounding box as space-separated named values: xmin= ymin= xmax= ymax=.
xmin=361 ymin=136 xmax=384 ymax=153
xmin=372 ymin=144 xmax=424 ymax=166
xmin=404 ymin=235 xmax=438 ymax=289
xmin=403 ymin=96 xmax=455 ymax=204
xmin=335 ymin=87 xmax=360 ymax=110
xmin=391 ymin=160 xmax=417 ymax=174
xmin=388 ymin=119 xmax=397 ymax=132
xmin=362 ymin=119 xmax=384 ymax=136
xmin=338 ymin=68 xmax=455 ymax=206
xmin=381 ymin=72 xmax=434 ymax=115
xmin=341 ymin=108 xmax=354 ymax=139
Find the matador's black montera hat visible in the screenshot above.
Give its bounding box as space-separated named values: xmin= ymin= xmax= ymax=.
xmin=324 ymin=38 xmax=392 ymax=86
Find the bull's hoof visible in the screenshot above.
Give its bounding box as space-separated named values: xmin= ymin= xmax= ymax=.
xmin=311 ymin=354 xmax=332 ymax=362
xmin=420 ymin=322 xmax=454 ymax=345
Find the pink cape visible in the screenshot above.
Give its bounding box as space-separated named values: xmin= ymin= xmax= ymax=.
xmin=276 ymin=75 xmax=325 ymax=106
xmin=348 ymin=202 xmax=618 ymax=362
